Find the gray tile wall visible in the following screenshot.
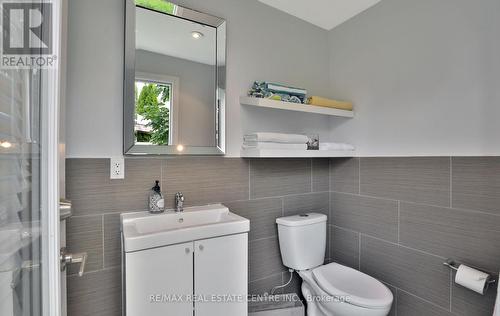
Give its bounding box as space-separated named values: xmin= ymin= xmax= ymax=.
xmin=331 ymin=156 xmax=499 ymax=316
xmin=65 ymin=157 xmax=330 ymax=316
xmin=66 ymin=156 xmax=499 ymax=316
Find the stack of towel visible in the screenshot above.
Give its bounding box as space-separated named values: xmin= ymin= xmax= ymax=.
xmin=248 ymin=81 xmax=307 ymax=104
xmin=319 ymin=142 xmax=355 ymax=151
xmin=307 ymin=96 xmax=353 ymax=111
xmin=243 ymin=133 xmax=309 ymax=150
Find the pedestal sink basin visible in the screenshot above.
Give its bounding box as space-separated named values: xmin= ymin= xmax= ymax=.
xmin=121 ymin=204 xmax=249 ymax=252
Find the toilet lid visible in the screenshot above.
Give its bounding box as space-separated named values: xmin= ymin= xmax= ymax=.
xmin=312 ymin=263 xmax=393 ymax=309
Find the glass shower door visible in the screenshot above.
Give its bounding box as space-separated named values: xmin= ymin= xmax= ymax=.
xmin=0 ymin=67 xmax=44 ymax=316
xmin=0 ymin=1 xmax=62 ymax=315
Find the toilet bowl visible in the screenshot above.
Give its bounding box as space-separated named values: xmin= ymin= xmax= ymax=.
xmin=276 ymin=213 xmax=393 ymax=316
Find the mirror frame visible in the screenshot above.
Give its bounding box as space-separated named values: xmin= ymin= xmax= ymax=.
xmin=124 ymin=0 xmax=226 ymax=155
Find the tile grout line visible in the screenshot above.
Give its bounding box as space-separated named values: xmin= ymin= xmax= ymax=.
xmin=359 ymin=232 xmax=449 ymax=260
xmin=397 ymin=200 xmax=400 ymax=244
xmin=248 ymin=160 xmax=251 ymax=200
xmin=281 ymin=271 xmax=284 ymax=293
xmin=449 ymin=269 xmax=453 ymax=311
xmin=329 ymin=190 xmax=500 ymax=217
xmin=358 ymin=231 xmax=361 ymax=270
xmin=329 ymin=159 xmax=332 ymax=237
xmin=331 ymin=190 xmax=401 ymax=203
xmin=67 ymin=266 xmax=121 ymax=279
xmin=250 ymin=235 xmax=278 ymax=243
xmin=101 ymin=214 xmax=105 ymax=269
xmin=310 ymin=158 xmax=313 ymax=192
xmin=449 ymin=156 xmax=453 ymax=208
xmin=248 ymin=271 xmax=284 ymax=284
xmin=394 ymin=287 xmax=398 ymax=316
xmin=328 ymin=158 xmax=331 ymax=192
xmin=358 ymin=157 xmax=361 ymax=194
xmin=397 ymin=288 xmax=453 ymax=314
xmin=71 ymin=190 xmax=334 ymax=219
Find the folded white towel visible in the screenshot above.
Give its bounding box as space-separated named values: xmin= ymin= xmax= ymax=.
xmin=319 ymin=142 xmax=355 ymax=151
xmin=242 ymin=142 xmax=308 ymax=150
xmin=244 ymin=132 xmax=309 ymax=144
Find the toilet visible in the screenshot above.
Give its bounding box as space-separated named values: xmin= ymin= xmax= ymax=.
xmin=276 ymin=213 xmax=393 ymax=316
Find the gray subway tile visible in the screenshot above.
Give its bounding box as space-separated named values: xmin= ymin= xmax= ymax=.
xmin=396 ymin=291 xmax=453 ymax=316
xmin=250 ymin=159 xmax=311 ymax=199
xmin=330 ymin=226 xmax=360 ymax=270
xmin=360 ymin=235 xmax=450 ymax=308
xmin=249 ymin=236 xmax=286 ymax=282
xmin=66 ymin=158 xmax=162 ymax=215
xmin=248 ymin=273 xmax=283 ymax=295
xmin=331 ymin=192 xmax=398 ymax=242
xmin=330 ymin=157 xmax=359 ymax=194
xmin=451 ymin=275 xmax=497 ymax=316
xmin=224 ymin=198 xmax=282 ymax=241
xmin=103 ymin=213 xmax=121 ymax=268
xmin=67 ymin=267 xmax=122 ymax=316
xmin=66 ymin=215 xmax=103 ymax=275
xmin=162 ymin=157 xmax=249 ymax=207
xmin=312 ymin=158 xmax=329 ymax=192
xmin=360 ymin=157 xmax=450 ymax=206
xmin=283 ymin=192 xmax=329 ymax=220
xmin=400 ymin=202 xmax=500 ymax=272
xmin=452 ymin=157 xmax=500 ymax=215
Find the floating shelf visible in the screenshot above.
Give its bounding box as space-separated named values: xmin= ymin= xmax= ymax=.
xmin=240 ymin=96 xmax=354 ymax=118
xmin=241 ymin=148 xmax=355 ymax=158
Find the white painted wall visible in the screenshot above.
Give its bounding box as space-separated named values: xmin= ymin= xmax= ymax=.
xmin=66 ymin=0 xmax=332 ymax=158
xmin=328 ymin=0 xmax=500 ymax=156
xmin=66 ymin=0 xmax=124 ymax=158
xmin=67 ymin=0 xmax=500 ymax=158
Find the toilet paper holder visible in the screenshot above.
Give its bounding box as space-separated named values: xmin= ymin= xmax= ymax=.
xmin=443 ymin=259 xmax=497 ymax=285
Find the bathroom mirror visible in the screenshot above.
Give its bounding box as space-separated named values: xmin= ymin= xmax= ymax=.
xmin=124 ymin=0 xmax=226 ymax=155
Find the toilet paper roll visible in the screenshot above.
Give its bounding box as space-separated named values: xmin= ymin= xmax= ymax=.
xmin=455 ymin=264 xmax=490 ymax=295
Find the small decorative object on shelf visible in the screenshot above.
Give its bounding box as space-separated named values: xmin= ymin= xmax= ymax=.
xmin=307 ymin=134 xmax=319 ymax=150
xmin=248 ymin=81 xmax=307 ymax=104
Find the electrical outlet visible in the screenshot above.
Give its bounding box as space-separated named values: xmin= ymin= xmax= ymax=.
xmin=110 ymin=157 xmax=125 ymax=179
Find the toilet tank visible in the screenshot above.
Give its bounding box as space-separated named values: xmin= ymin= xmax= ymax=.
xmin=276 ymin=213 xmax=327 ymax=271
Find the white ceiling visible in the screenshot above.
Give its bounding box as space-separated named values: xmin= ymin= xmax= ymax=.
xmin=136 ymin=7 xmax=216 ymax=65
xmin=258 ymin=0 xmax=381 ymax=30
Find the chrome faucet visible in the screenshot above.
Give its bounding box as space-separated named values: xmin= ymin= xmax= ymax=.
xmin=175 ymin=192 xmax=184 ymax=213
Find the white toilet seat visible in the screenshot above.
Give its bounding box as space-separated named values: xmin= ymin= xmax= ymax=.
xmin=311 ymin=263 xmax=393 ymax=310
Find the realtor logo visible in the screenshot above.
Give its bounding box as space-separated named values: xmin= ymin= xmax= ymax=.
xmin=1 ymin=1 xmax=56 ymax=68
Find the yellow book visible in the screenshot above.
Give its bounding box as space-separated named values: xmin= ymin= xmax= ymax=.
xmin=307 ymin=96 xmax=353 ymax=111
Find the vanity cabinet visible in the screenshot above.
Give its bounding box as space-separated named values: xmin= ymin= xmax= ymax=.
xmin=124 ymin=233 xmax=248 ymax=316
xmin=194 ymin=234 xmax=248 ymax=315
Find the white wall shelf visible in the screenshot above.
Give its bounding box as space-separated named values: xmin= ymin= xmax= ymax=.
xmin=240 ymin=96 xmax=354 ymax=118
xmin=241 ymin=148 xmax=355 ymax=158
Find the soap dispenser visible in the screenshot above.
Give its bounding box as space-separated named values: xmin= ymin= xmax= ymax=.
xmin=149 ymin=180 xmax=165 ymax=213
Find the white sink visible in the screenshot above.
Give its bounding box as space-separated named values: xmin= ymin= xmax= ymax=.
xmin=121 ymin=204 xmax=249 ymax=252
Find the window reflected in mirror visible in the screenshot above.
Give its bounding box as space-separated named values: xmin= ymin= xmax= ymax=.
xmin=134 ymin=80 xmax=172 ymax=145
